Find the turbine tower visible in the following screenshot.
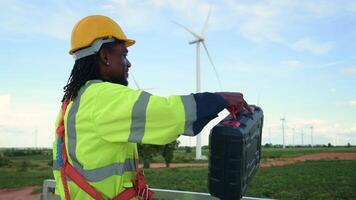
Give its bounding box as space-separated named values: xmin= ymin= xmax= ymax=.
xmin=174 ymin=6 xmax=222 ymax=159
xmin=281 ymin=117 xmax=286 ymax=149
xmin=268 ymin=128 xmax=271 ymax=144
xmin=310 ymin=125 xmax=314 ymax=148
xmin=292 ymin=128 xmax=295 ymax=147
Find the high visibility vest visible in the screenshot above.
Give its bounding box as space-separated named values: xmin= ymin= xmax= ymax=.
xmin=53 ymin=80 xmax=197 ymax=199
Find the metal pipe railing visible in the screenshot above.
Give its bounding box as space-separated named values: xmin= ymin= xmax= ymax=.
xmin=39 ymin=179 xmax=271 ymax=200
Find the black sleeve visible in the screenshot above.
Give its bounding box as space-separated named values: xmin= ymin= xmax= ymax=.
xmin=192 ymin=92 xmax=227 ymax=134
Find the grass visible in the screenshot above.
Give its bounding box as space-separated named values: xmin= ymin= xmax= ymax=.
xmin=144 ymin=159 xmax=356 ymax=200
xmin=144 ymin=167 xmax=209 ymax=192
xmin=1 ymin=147 xmax=356 ymax=199
xmin=0 ymin=169 xmax=53 ymax=188
xmin=149 ymin=149 xmax=210 ymax=163
xmin=262 ymin=147 xmax=356 ymax=159
xmin=0 ymin=155 xmax=53 ymax=189
xmin=150 ymin=147 xmax=356 ymax=163
xmin=246 ymin=159 xmax=356 ymax=200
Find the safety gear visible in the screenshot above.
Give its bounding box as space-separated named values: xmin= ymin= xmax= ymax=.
xmin=53 ymin=80 xmax=198 ymax=199
xmin=69 ymin=15 xmax=135 ymax=59
xmin=72 ymin=38 xmax=115 ymax=60
xmin=56 ymin=98 xmax=153 ymax=200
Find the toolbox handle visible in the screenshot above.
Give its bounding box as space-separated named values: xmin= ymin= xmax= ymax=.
xmin=222 ymin=105 xmax=256 ymax=127
xmin=222 ymin=106 xmax=240 ymax=127
xmin=227 ymin=105 xmax=255 ymax=120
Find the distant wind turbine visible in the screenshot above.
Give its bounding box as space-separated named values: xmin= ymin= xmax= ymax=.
xmin=281 ymin=115 xmax=286 ymax=149
xmin=174 ymin=5 xmax=222 ymax=160
xmin=310 ymin=125 xmax=314 ymax=148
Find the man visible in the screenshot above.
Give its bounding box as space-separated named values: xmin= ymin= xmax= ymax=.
xmin=53 ymin=15 xmax=250 ymax=200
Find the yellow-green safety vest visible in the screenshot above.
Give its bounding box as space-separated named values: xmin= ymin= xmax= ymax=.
xmin=53 ymin=80 xmax=197 ymax=199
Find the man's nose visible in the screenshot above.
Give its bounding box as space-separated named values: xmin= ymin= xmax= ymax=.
xmin=126 ymin=58 xmax=131 ymax=68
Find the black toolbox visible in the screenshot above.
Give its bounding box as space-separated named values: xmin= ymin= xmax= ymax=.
xmin=208 ymin=107 xmax=263 ymax=200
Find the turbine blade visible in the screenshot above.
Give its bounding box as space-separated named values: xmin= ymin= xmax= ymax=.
xmin=142 ymin=88 xmax=157 ymax=91
xmin=172 ymin=21 xmax=202 ymax=40
xmin=130 ymin=72 xmax=141 ymax=89
xmin=202 ymin=41 xmax=222 ymax=90
xmin=201 ymin=4 xmax=212 ymax=36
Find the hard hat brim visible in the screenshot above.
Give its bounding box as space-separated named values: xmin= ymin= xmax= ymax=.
xmin=69 ymin=38 xmax=136 ymax=55
xmin=123 ymin=39 xmax=135 ymax=47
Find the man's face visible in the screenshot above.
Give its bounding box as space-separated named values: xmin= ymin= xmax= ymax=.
xmin=104 ymin=42 xmax=131 ymax=86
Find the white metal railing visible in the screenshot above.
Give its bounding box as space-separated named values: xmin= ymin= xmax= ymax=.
xmin=39 ymin=179 xmax=271 ymax=200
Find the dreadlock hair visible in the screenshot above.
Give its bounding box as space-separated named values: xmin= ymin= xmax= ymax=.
xmin=62 ymin=41 xmax=120 ymax=102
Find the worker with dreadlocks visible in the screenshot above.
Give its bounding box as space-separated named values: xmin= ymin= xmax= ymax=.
xmin=52 ymin=15 xmax=251 ymax=200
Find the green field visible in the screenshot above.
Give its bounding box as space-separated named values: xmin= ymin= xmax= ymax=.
xmin=1 ymin=147 xmax=356 ymax=199
xmin=0 ymin=154 xmax=52 ymax=188
xmin=261 ymin=147 xmax=356 ymax=159
xmin=151 ymin=146 xmax=356 ymax=163
xmin=144 ymin=159 xmax=356 ymax=200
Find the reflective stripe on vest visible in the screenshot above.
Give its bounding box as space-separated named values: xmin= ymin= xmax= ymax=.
xmin=181 ymin=95 xmax=197 ymax=136
xmin=128 ymin=91 xmax=152 ymax=143
xmin=66 ymin=80 xmax=137 ymax=182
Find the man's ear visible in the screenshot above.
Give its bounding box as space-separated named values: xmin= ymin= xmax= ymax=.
xmin=99 ymin=48 xmax=110 ymax=66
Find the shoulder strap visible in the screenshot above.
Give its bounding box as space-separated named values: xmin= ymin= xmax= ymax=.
xmin=57 ymin=100 xmax=104 ymax=200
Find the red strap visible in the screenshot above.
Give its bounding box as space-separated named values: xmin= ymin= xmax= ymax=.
xmin=57 ymin=99 xmax=152 ymax=200
xmin=60 ymin=168 xmax=71 ymax=200
xmin=64 ymin=163 xmax=105 ymax=200
xmin=57 ymin=100 xmax=72 ymax=200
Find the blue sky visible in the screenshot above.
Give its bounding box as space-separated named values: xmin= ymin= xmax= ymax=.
xmin=0 ymin=0 xmax=355 ymax=147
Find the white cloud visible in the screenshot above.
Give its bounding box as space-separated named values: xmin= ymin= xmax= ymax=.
xmin=336 ymin=100 xmax=356 ymax=107
xmin=317 ymin=61 xmax=344 ymax=69
xmin=0 ymin=95 xmax=10 ymax=113
xmin=341 ymin=67 xmax=356 ymax=75
xmin=224 ymin=0 xmax=353 ymax=54
xmin=350 ymin=2 xmax=356 ymax=11
xmin=226 ymin=0 xmax=285 ymax=43
xmin=0 ymin=1 xmax=78 ymax=40
xmin=283 ymin=118 xmax=356 ymax=136
xmin=101 ymin=0 xmax=214 ymax=33
xmin=0 ymin=95 xmax=57 ymax=147
xmin=280 ymin=60 xmax=304 ymax=70
xmin=291 ymin=38 xmax=333 ymax=55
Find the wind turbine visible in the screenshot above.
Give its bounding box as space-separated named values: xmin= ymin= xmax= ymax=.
xmin=174 ymin=5 xmax=222 ymax=160
xmin=268 ymin=128 xmax=271 ymax=144
xmin=281 ymin=116 xmax=286 ymax=149
xmin=310 ymin=125 xmax=314 ymax=148
xmin=291 ymin=128 xmax=295 ymax=147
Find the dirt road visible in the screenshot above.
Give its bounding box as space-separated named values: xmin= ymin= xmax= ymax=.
xmin=0 ymin=187 xmax=39 ymax=200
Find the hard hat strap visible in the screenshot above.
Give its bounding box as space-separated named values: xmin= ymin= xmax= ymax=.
xmin=73 ymin=38 xmax=115 ymax=60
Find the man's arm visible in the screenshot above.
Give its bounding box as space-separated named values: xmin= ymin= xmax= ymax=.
xmin=92 ymin=82 xmax=248 ymax=145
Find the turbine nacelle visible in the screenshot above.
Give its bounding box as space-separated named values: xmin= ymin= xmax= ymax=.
xmin=189 ymin=38 xmax=204 ymax=45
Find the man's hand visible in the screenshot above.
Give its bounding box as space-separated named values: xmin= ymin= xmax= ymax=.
xmin=216 ymin=92 xmax=252 ymax=113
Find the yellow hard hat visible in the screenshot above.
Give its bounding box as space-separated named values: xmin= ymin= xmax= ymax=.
xmin=69 ymin=15 xmax=135 ymax=58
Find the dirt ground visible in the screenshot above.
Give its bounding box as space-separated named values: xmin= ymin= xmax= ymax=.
xmin=1 ymin=153 xmax=355 ymax=200
xmin=0 ymin=187 xmax=40 ymax=200
xmin=260 ymin=152 xmax=356 ymax=168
